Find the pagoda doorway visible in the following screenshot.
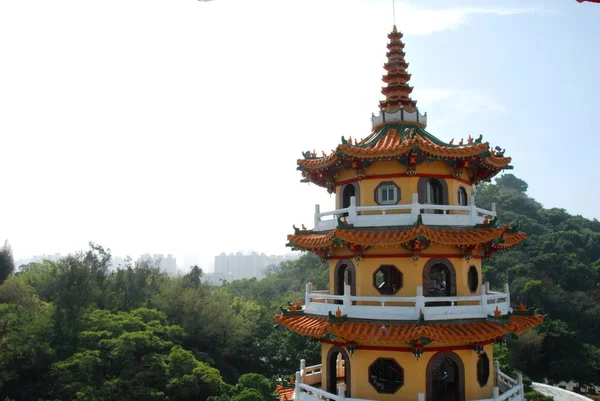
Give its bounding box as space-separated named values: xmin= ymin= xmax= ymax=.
xmin=418 ymin=178 xmax=448 ymax=214
xmin=423 ymin=259 xmax=456 ymax=307
xmin=334 ymin=260 xmax=356 ymax=305
xmin=340 ymin=183 xmax=358 ymax=217
xmin=326 ymin=347 xmax=351 ymax=397
xmin=426 ymin=351 xmax=465 ymax=401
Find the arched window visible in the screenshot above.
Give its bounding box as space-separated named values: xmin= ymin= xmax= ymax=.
xmin=458 ymin=187 xmax=468 ymax=206
xmin=418 ymin=178 xmax=448 ymax=214
xmin=477 ymin=353 xmax=490 ymax=387
xmin=334 ymin=260 xmax=356 ymax=305
xmin=468 ymin=266 xmax=478 ymax=293
xmin=429 ymin=263 xmax=451 ymax=297
xmin=427 ymin=351 xmax=465 ymax=401
xmin=327 ymin=347 xmax=351 ymax=396
xmin=341 ymin=184 xmax=358 ymax=216
xmin=423 ymin=258 xmax=457 ymax=298
xmin=426 ymin=179 xmax=444 ymax=205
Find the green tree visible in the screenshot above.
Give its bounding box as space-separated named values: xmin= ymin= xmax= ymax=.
xmin=0 ymin=287 xmax=55 ymax=400
xmin=0 ymin=241 xmax=15 ymax=285
xmin=50 ymin=308 xmax=225 ymax=401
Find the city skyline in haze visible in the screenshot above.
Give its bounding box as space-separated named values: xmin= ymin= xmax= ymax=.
xmin=1 ymin=0 xmax=599 ymax=266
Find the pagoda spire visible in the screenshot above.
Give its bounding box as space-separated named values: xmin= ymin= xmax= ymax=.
xmin=379 ymin=25 xmax=418 ymax=113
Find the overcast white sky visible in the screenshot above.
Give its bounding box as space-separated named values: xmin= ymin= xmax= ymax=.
xmin=1 ymin=0 xmax=598 ymax=271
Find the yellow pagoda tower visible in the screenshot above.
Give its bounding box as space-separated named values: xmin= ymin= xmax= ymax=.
xmin=275 ymin=26 xmax=543 ymax=401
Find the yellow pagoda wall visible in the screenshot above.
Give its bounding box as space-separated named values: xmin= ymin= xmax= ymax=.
xmin=321 ymin=342 xmax=495 ymax=401
xmin=334 ymin=160 xmax=472 ymax=209
xmin=328 ymin=251 xmax=483 ymax=297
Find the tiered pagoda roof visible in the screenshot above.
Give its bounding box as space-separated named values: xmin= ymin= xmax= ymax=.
xmin=298 ymin=125 xmax=512 ymax=190
xmin=379 ymin=25 xmax=417 ymax=112
xmin=287 ymin=223 xmax=525 ymax=259
xmin=274 ymin=313 xmax=544 ymax=346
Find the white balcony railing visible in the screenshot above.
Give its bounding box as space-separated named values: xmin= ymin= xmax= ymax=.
xmin=313 ymin=194 xmax=496 ymax=232
xmin=291 ymin=359 xmax=525 ymax=401
xmin=303 ymin=282 xmax=511 ymax=322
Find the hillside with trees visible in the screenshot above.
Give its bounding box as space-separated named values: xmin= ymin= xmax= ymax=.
xmin=0 ymin=174 xmax=598 ymax=400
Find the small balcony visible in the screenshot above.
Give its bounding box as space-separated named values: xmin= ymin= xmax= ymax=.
xmin=290 ymin=359 xmax=526 ymax=401
xmin=371 ymin=108 xmax=428 ymax=128
xmin=313 ymin=195 xmax=496 ymax=232
xmin=304 ymin=283 xmax=511 ymax=322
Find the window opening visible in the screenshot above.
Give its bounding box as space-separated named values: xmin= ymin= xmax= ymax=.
xmin=369 ymin=358 xmax=404 ymax=394
xmin=373 ymin=265 xmax=402 ymax=295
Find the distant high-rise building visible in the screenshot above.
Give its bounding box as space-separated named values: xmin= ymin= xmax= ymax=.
xmin=210 ymin=251 xmax=300 ymax=283
xmin=137 ymin=253 xmax=177 ymax=276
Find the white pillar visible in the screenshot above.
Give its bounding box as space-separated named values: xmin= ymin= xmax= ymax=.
xmin=491 ymin=202 xmax=496 ymax=214
xmin=504 ymin=282 xmax=511 ymax=311
xmin=493 ymin=386 xmax=500 ymax=398
xmin=470 ymin=195 xmax=478 ymax=224
xmin=416 ymin=286 xmax=425 ymax=319
xmin=418 ymin=392 xmax=425 ymax=401
xmin=411 ymin=193 xmax=419 ymax=222
xmin=314 ymin=204 xmax=320 ymax=229
xmin=518 ymin=373 xmax=524 ymax=394
xmin=305 ymin=282 xmax=313 ymax=307
xmin=481 ymin=284 xmax=488 ymax=316
xmin=294 ymin=371 xmax=301 ymax=399
xmin=337 ymin=384 xmax=346 ymax=400
xmin=343 ymin=284 xmax=352 ymax=313
xmin=349 ymin=196 xmax=357 ymax=223
xmin=494 ymin=360 xmax=500 ymax=387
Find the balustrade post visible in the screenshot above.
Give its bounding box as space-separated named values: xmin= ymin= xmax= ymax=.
xmin=485 ymin=282 xmax=490 ymax=293
xmin=469 ymin=195 xmax=478 ymax=225
xmin=411 ymin=193 xmax=419 ymax=222
xmin=481 ymin=284 xmax=488 ymax=316
xmin=314 ymin=204 xmax=320 ymax=229
xmin=504 ymin=283 xmax=510 ymax=310
xmin=300 ymin=359 xmax=306 ymax=378
xmin=343 ymin=284 xmax=352 ymax=313
xmin=294 ymin=371 xmax=301 ymax=399
xmin=337 ymin=384 xmax=346 ymax=400
xmin=491 ymin=202 xmax=496 ymax=215
xmin=518 ymin=373 xmax=524 ymax=394
xmin=493 ymin=386 xmax=500 ymax=398
xmin=416 ymin=286 xmax=425 ymax=319
xmin=305 ymin=282 xmax=313 ymax=308
xmin=494 ymin=360 xmax=500 ymax=387
xmin=418 ymin=392 xmax=425 ymax=401
xmin=349 ymin=196 xmax=357 ymax=223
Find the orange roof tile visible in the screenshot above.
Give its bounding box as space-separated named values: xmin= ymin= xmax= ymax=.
xmin=274 ymin=314 xmax=544 ymax=346
xmin=275 ymin=385 xmax=295 ymax=401
xmin=481 ymin=154 xmax=512 ymax=169
xmin=287 ymin=227 xmax=526 ymax=251
xmin=297 ymin=153 xmax=340 ymax=170
xmin=296 ymin=130 xmax=498 ymax=171
xmin=338 ymin=132 xmax=490 ymax=160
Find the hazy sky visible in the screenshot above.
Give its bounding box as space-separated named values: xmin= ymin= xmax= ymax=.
xmin=1 ymin=0 xmax=598 ymax=270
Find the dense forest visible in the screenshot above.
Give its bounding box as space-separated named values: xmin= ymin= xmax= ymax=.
xmin=0 ymin=174 xmax=598 ymax=401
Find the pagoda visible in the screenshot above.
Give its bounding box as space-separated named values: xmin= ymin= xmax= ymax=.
xmin=275 ymin=26 xmax=543 ymax=401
